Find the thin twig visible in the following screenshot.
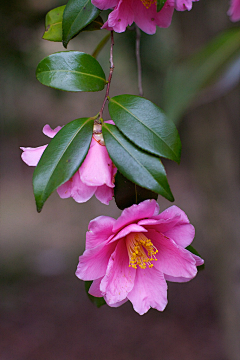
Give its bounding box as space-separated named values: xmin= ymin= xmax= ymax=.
xmin=99 ymin=31 xmax=114 ymax=120
xmin=92 ymin=32 xmax=111 ymax=59
xmin=136 ymin=26 xmax=143 ymax=97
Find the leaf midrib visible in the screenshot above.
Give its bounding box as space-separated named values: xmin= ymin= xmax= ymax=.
xmin=110 ymin=98 xmax=178 ymax=158
xmin=38 ymin=69 xmax=106 ymax=82
xmin=65 ymin=0 xmax=94 ymax=39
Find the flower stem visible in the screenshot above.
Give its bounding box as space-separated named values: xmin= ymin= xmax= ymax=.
xmin=136 ymin=26 xmax=143 ymax=97
xmin=99 ymin=31 xmax=114 ymax=120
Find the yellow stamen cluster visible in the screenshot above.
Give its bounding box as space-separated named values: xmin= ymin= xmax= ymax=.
xmin=126 ymin=232 xmax=158 ymax=269
xmin=140 ymin=0 xmax=156 ymax=9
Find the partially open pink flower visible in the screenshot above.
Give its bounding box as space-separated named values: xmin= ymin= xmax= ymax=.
xmin=76 ymin=199 xmax=204 ymax=315
xmin=228 ymin=0 xmax=240 ymax=21
xmin=21 ymin=124 xmax=116 ymax=205
xmin=92 ymin=0 xmax=198 ymax=34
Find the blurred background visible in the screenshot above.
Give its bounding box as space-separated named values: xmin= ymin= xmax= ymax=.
xmin=1 ymin=0 xmax=240 ymax=359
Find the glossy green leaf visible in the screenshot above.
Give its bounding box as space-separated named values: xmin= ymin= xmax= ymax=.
xmin=43 ymin=5 xmax=65 ymax=42
xmin=186 ymin=245 xmax=205 ymax=271
xmin=36 ymin=51 xmax=106 ymax=92
xmin=108 ymin=95 xmax=181 ymax=163
xmin=33 ymin=117 xmax=94 ymax=212
xmin=43 ymin=4 xmax=103 ymax=42
xmin=85 ymin=281 xmax=106 ymax=307
xmin=62 ymin=0 xmax=100 ymax=48
xmin=102 ymin=123 xmax=174 ymax=202
xmin=114 ymin=171 xmax=158 ymax=210
xmin=163 ymin=28 xmax=240 ymax=124
xmin=157 ymin=0 xmax=167 ymax=12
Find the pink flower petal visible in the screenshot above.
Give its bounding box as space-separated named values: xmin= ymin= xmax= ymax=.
xmin=100 ymin=240 xmax=136 ymax=305
xmin=106 ymin=298 xmax=128 ymax=307
xmin=92 ymin=0 xmax=118 ymax=10
xmin=20 ymin=145 xmax=47 ymax=166
xmin=164 ymin=223 xmax=195 ymax=248
xmin=110 ymin=223 xmax=147 ymax=243
xmin=80 ymin=138 xmax=114 ymax=188
xmin=138 ymin=216 xmax=181 ymax=233
xmin=89 ymin=277 xmax=104 ymax=297
xmin=57 ymin=171 xmax=97 ymax=202
xmin=113 ymin=199 xmax=158 ymax=232
xmin=95 ymin=185 xmax=114 ymax=205
xmin=228 ymin=0 xmax=240 ymax=21
xmin=105 ymin=0 xmax=135 ymax=33
xmin=164 ymin=274 xmax=192 ymax=283
xmin=42 ymin=124 xmax=62 ymax=138
xmin=127 ymin=267 xmax=168 ymax=315
xmin=86 ymin=215 xmax=116 ymax=249
xmin=148 ymin=229 xmax=198 ymax=279
xmin=76 ymin=241 xmax=116 ymax=281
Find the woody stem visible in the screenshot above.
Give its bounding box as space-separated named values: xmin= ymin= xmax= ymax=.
xmin=99 ymin=31 xmax=114 ymax=121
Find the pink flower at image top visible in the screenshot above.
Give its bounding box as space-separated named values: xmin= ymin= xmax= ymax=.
xmin=92 ymin=0 xmax=199 ymax=34
xmin=228 ymin=0 xmax=240 ymax=21
xmin=76 ymin=199 xmax=204 ymax=315
xmin=21 ymin=124 xmax=116 ymax=205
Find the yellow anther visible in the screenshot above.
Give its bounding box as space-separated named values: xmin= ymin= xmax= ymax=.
xmin=140 ymin=0 xmax=156 ymax=9
xmin=126 ymin=232 xmax=158 ymax=270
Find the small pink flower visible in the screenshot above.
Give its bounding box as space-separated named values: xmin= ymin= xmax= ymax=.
xmin=92 ymin=0 xmax=198 ymax=34
xmin=228 ymin=0 xmax=240 ymax=21
xmin=76 ymin=199 xmax=204 ymax=315
xmin=20 ymin=124 xmax=116 ymax=205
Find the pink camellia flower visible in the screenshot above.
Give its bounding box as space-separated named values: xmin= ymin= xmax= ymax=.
xmin=76 ymin=199 xmax=204 ymax=315
xmin=21 ymin=124 xmax=116 ymax=205
xmin=92 ymin=0 xmax=198 ymax=34
xmin=228 ymin=0 xmax=240 ymax=21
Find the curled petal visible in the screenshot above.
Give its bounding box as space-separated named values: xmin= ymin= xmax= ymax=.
xmin=89 ymin=277 xmax=104 ymax=297
xmin=95 ymin=185 xmax=114 ymax=205
xmin=113 ymin=199 xmax=158 ymax=232
xmin=42 ymin=124 xmax=62 ymax=138
xmin=20 ymin=145 xmax=47 ymax=166
xmin=86 ymin=215 xmax=116 ymax=249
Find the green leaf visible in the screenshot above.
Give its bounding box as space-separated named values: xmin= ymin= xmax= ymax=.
xmin=108 ymin=95 xmax=181 ymax=163
xmin=85 ymin=281 xmax=106 ymax=308
xmin=42 ymin=4 xmax=103 ymax=42
xmin=36 ymin=51 xmax=106 ymax=92
xmin=33 ymin=117 xmax=94 ymax=212
xmin=186 ymin=245 xmax=205 ymax=271
xmin=42 ymin=5 xmax=65 ymax=42
xmin=114 ymin=171 xmax=158 ymax=210
xmin=62 ymin=0 xmax=100 ymax=48
xmin=102 ymin=123 xmax=174 ymax=202
xmin=157 ymin=0 xmax=167 ymax=12
xmin=163 ymin=28 xmax=240 ymax=124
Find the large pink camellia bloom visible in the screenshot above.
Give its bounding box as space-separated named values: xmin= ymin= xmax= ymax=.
xmin=21 ymin=124 xmax=116 ymax=205
xmin=76 ymin=199 xmax=204 ymax=315
xmin=228 ymin=0 xmax=240 ymax=21
xmin=92 ymin=0 xmax=198 ymax=34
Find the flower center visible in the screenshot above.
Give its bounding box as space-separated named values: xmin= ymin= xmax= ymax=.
xmin=140 ymin=0 xmax=156 ymax=9
xmin=126 ymin=232 xmax=158 ymax=269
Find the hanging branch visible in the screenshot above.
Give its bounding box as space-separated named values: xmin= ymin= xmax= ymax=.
xmin=136 ymin=26 xmax=143 ymax=97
